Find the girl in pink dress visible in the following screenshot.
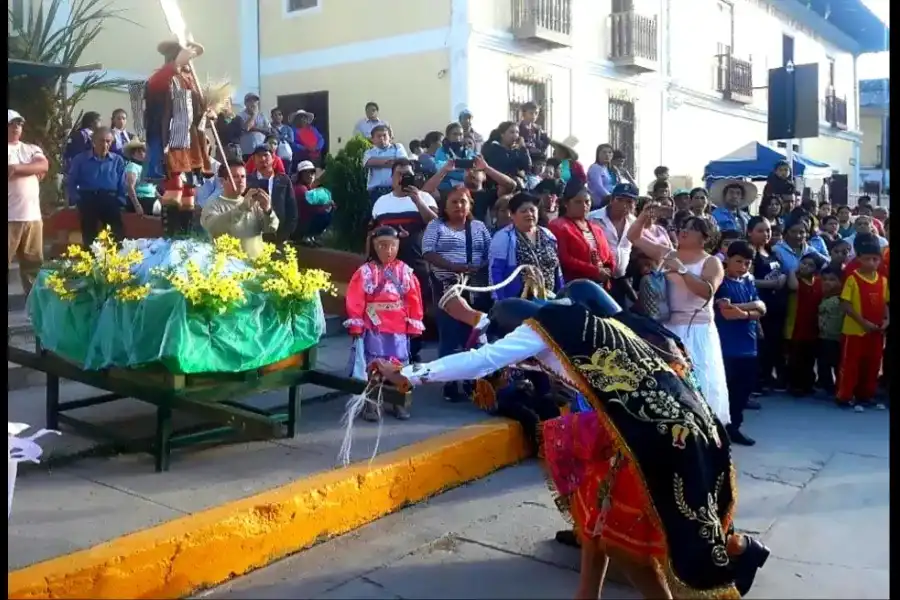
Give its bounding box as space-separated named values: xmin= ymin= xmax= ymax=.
xmin=344 ymin=226 xmax=425 ymax=420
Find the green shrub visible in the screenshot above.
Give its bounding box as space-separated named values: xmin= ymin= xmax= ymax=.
xmin=321 ymin=135 xmax=372 ymax=253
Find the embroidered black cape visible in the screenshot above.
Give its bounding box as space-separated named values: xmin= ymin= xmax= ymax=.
xmin=530 ymin=303 xmax=740 ymax=597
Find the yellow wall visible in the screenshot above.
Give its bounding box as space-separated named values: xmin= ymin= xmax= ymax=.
xmin=262 ymin=50 xmax=450 ymax=151
xmin=802 ymin=135 xmax=854 ymax=175
xmin=76 ymin=0 xmax=241 ymax=85
xmin=258 ymin=0 xmax=451 ymax=57
xmin=13 ymin=0 xmax=241 ymax=132
xmin=74 ymin=89 xmax=132 ymax=130
xmin=859 ymin=111 xmax=884 ymax=168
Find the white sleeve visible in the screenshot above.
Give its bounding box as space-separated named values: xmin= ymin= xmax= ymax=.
xmin=400 ymin=324 xmax=547 ymax=385
xmin=421 ymin=191 xmax=439 ymax=209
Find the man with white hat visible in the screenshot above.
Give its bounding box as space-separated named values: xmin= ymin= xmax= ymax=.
xmin=7 ymin=109 xmax=49 ymax=296
xmin=710 ymin=178 xmax=757 ymax=234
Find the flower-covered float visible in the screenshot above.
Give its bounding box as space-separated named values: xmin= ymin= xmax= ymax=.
xmin=29 ymin=228 xmax=336 ymax=374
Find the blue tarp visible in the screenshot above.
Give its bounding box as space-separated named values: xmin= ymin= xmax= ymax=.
xmin=703 ymin=142 xmax=832 ymax=182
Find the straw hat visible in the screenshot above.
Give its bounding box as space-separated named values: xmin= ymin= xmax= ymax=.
xmin=122 ymin=138 xmax=146 ymax=157
xmin=289 ymin=109 xmax=315 ymax=123
xmin=157 ymin=38 xmax=205 ymax=58
xmin=709 ymin=178 xmax=758 ymax=208
xmin=550 ymin=136 xmax=580 ymax=161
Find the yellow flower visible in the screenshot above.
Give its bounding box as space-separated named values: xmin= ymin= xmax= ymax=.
xmin=165 ymin=249 xmax=248 ymax=314
xmin=45 ymin=272 xmax=75 ymax=300
xmin=251 ymin=242 xmax=277 ymax=268
xmin=257 ymin=245 xmax=337 ymax=305
xmin=45 ymin=226 xmax=147 ymax=303
xmin=213 ymin=235 xmax=248 ymax=261
xmin=116 ymin=284 xmax=151 ymax=302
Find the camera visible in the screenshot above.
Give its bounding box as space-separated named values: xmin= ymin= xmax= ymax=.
xmin=455 ymin=158 xmax=475 ymax=169
xmin=400 ymin=173 xmax=416 ymax=188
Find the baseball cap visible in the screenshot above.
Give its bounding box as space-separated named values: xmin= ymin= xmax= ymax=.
xmin=611 ymin=182 xmax=639 ymax=199
xmin=244 ymin=92 xmax=260 ymax=102
xmin=296 ymin=160 xmax=316 ymax=173
xmin=459 ymin=109 xmax=473 ymax=118
xmin=8 ymin=109 xmax=25 ymax=123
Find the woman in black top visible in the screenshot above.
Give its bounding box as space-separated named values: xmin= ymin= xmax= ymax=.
xmin=747 ymin=216 xmax=788 ymax=392
xmin=481 ymin=121 xmax=531 ymax=179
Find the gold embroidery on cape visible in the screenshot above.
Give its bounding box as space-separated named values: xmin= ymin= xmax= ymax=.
xmin=569 ymin=314 xmax=720 ymax=447
xmin=674 ymin=474 xmax=730 ymax=567
xmin=575 ymin=347 xmax=646 ymax=392
xmin=525 ymin=317 xmax=741 ymax=600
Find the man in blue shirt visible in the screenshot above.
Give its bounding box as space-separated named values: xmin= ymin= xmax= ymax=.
xmin=67 ymin=127 xmax=126 ymax=246
xmin=710 ymin=178 xmax=756 ymax=234
xmin=715 ymin=240 xmax=767 ymax=446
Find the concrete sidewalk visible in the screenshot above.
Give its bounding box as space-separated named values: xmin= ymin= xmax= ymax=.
xmin=8 ymin=329 xmax=889 ymax=599
xmin=203 ymin=397 xmax=890 ymax=600
xmin=8 ymin=335 xmax=490 ymax=571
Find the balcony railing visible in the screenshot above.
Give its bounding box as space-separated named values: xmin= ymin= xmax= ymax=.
xmin=609 ymin=9 xmax=659 ymax=72
xmin=511 ymin=0 xmax=573 ymax=48
xmin=825 ymin=94 xmax=848 ymax=130
xmin=715 ymin=54 xmax=753 ymax=104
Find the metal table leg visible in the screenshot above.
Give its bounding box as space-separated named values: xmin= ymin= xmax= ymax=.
xmin=287 ymin=385 xmax=301 ymax=437
xmin=154 ymin=403 xmax=173 ymax=472
xmin=46 ymin=373 xmax=60 ymax=430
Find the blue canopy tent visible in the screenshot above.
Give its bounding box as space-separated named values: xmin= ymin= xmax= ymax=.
xmin=703 ymin=142 xmax=832 ymax=184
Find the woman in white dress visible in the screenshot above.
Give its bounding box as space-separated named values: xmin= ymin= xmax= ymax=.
xmin=627 ymin=209 xmax=731 ymax=424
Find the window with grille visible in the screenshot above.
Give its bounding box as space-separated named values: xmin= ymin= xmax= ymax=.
xmin=508 ymin=72 xmax=551 ymax=134
xmin=287 ymin=0 xmax=319 ymax=12
xmin=608 ymin=98 xmax=636 ymax=175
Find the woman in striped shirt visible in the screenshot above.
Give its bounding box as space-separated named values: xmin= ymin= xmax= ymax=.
xmin=422 ymin=186 xmax=492 ymax=401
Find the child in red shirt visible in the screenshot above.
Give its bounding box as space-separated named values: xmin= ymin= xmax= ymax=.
xmin=785 ymin=254 xmax=825 ymax=395
xmin=837 ymin=234 xmax=889 ymax=411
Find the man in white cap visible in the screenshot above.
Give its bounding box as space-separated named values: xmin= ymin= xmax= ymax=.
xmin=7 ymin=109 xmax=49 ymax=296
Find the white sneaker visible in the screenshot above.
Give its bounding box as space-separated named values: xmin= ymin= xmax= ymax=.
xmin=874 ymin=403 xmax=886 ymax=411
xmin=853 ymin=404 xmax=866 ymax=413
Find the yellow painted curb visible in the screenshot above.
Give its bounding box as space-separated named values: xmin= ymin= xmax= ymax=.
xmin=8 ymin=420 xmax=529 ymax=600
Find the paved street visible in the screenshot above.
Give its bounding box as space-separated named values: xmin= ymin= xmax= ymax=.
xmin=201 ymin=396 xmax=889 ymax=600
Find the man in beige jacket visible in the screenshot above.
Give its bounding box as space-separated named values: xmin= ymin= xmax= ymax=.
xmin=200 ymin=161 xmax=279 ymax=259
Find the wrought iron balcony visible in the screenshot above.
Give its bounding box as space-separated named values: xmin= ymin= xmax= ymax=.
xmin=609 ymin=9 xmax=659 ymax=73
xmin=715 ymin=54 xmax=753 ymax=104
xmin=825 ymin=94 xmax=848 ymax=130
xmin=511 ymin=0 xmax=573 ymax=48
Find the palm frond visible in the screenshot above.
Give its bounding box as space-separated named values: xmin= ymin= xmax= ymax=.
xmin=7 ymin=0 xmax=143 ymax=210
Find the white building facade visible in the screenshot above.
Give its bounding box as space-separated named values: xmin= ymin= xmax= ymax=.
xmin=454 ymin=0 xmax=869 ymax=190
xmin=56 ymin=0 xmax=881 ymax=193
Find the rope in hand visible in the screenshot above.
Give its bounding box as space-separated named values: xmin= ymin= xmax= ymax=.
xmin=337 ymin=371 xmax=386 ymax=467
xmin=437 ymin=264 xmax=556 ymax=310
xmin=342 ymin=267 xmax=553 ymax=466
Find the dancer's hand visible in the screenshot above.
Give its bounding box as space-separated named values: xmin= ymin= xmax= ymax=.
xmin=372 ymin=359 xmax=410 ymax=389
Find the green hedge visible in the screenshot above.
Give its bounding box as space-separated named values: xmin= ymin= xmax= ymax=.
xmin=321 ymin=135 xmax=372 ymax=253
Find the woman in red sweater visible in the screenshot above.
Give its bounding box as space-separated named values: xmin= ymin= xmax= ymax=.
xmin=548 ymin=186 xmax=616 ymax=288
